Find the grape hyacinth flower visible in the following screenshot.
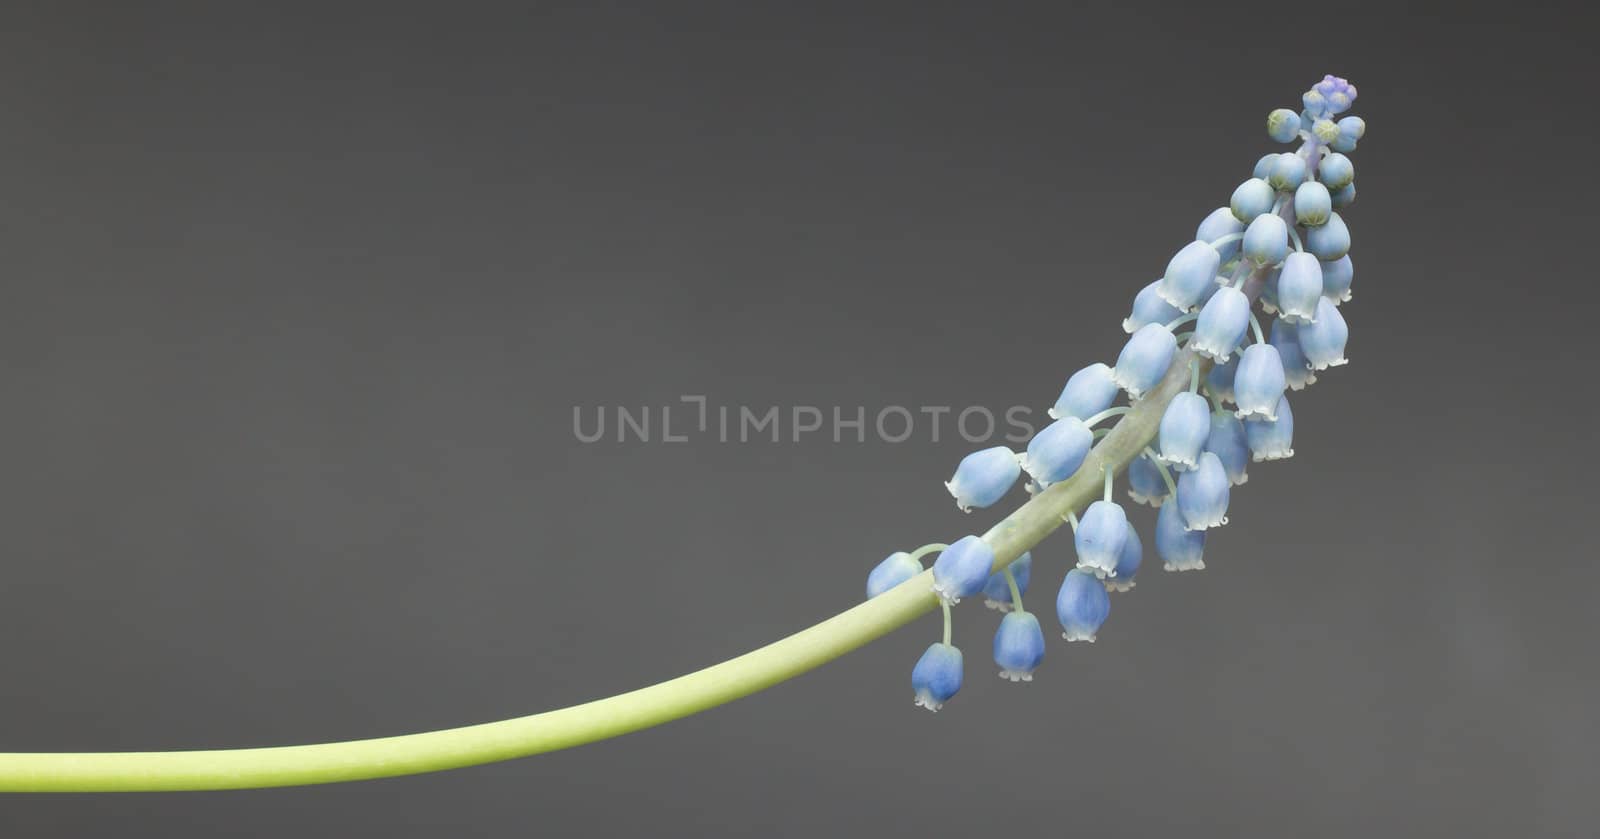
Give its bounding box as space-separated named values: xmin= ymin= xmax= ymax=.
xmin=1244 ymin=396 xmax=1296 ymax=462
xmin=1190 ymin=285 xmax=1250 ymax=362
xmin=1275 ymin=252 xmax=1324 ymax=325
xmin=912 ymin=643 xmax=964 ymax=712
xmin=866 ymin=551 xmax=923 ymax=599
xmin=1112 ymin=323 xmax=1178 ymax=398
xmin=1233 ymin=343 xmax=1287 ymax=421
xmin=1305 ymin=212 xmax=1351 ymax=261
xmin=1050 ymin=362 xmax=1120 ymax=420
xmin=1266 ymin=153 xmax=1307 ymax=192
xmin=1266 ymin=108 xmax=1300 ymax=143
xmin=1243 ymin=213 xmax=1289 ymax=267
xmin=1105 ymin=521 xmax=1142 ymax=593
xmin=1074 ymin=499 xmax=1130 ymax=577
xmin=1176 ymin=452 xmax=1230 ymax=530
xmin=1127 ymin=453 xmax=1170 ymax=507
xmin=1156 ymin=240 xmax=1223 ymax=310
xmin=1206 ymin=355 xmax=1239 ymax=404
xmin=1205 ymin=411 xmax=1250 ymax=486
xmin=945 ymin=446 xmax=1021 ymax=512
xmin=1319 ymin=152 xmax=1355 ymax=191
xmin=1020 ymin=418 xmax=1093 ymax=488
xmin=1313 ymin=74 xmax=1358 ymax=114
xmin=1333 ymin=116 xmax=1365 ymax=152
xmin=1269 ymin=318 xmax=1318 ymax=391
xmin=1156 ymin=500 xmax=1206 ymax=572
xmin=982 ymin=552 xmax=1032 ymax=611
xmin=931 ymin=535 xmax=996 ymax=604
xmin=1057 ymin=568 xmax=1110 ymax=642
xmin=993 ymin=612 xmax=1046 ymax=682
xmin=1158 ymin=391 xmax=1212 ymax=471
xmin=1330 ymin=182 xmax=1356 ymax=209
xmin=1122 ymin=281 xmax=1184 ymax=335
xmin=1294 ymin=181 xmax=1333 ymax=227
xmin=1197 ymin=207 xmax=1245 ymax=264
xmin=1298 ymin=298 xmax=1350 ymax=370
xmin=1322 ymin=255 xmax=1354 ymax=303
xmin=1230 ymin=178 xmax=1276 ymax=224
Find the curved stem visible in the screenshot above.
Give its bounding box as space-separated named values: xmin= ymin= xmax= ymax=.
xmin=0 ymin=243 xmax=1284 ymax=797
xmin=1004 ymin=567 xmax=1024 ymax=613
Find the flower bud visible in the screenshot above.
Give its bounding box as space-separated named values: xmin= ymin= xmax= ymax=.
xmin=1233 ymin=343 xmax=1287 ymax=421
xmin=867 ymin=551 xmax=922 ymax=599
xmin=1305 ymin=211 xmax=1350 ymax=261
xmin=1252 ymin=153 xmax=1277 ymax=180
xmin=1157 ymin=240 xmax=1223 ymax=310
xmin=1275 ymin=252 xmax=1323 ymax=325
xmin=1111 ymin=323 xmax=1178 ymax=399
xmin=1051 ymin=362 xmax=1119 ymax=420
xmin=1330 ymin=182 xmax=1356 ymax=209
xmin=931 ymin=535 xmax=996 ymax=604
xmin=1298 ymin=298 xmax=1349 ymax=370
xmin=1177 ymin=451 xmax=1230 ymax=530
xmin=1056 ymin=568 xmax=1110 ymax=642
xmin=945 ymin=446 xmax=1021 ymax=512
xmin=1158 ymin=391 xmax=1212 ymax=472
xmin=1318 ymin=152 xmax=1354 ymax=190
xmin=1230 ymin=178 xmax=1276 ymax=224
xmin=1244 ymin=395 xmax=1295 ymax=461
xmin=1190 ymin=285 xmax=1250 ymax=362
xmin=993 ymin=612 xmax=1046 ymax=682
xmin=1312 ymin=119 xmax=1340 ymax=143
xmin=1266 ymin=108 xmax=1301 ymax=143
xmin=1075 ymin=499 xmax=1130 ymax=577
xmin=1294 ymin=181 xmax=1332 ymax=227
xmin=1267 ymin=153 xmax=1308 ymax=191
xmin=912 ymin=642 xmax=964 ymax=712
xmin=1155 ymin=501 xmax=1206 ymax=572
xmin=1243 ymin=213 xmax=1289 ymax=267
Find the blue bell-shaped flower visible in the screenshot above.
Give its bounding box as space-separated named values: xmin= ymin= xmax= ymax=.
xmin=1123 ymin=281 xmax=1184 ymax=335
xmin=931 ymin=535 xmax=996 ymax=604
xmin=911 ymin=643 xmax=964 ymax=712
xmin=1105 ymin=520 xmax=1142 ymax=593
xmin=1269 ymin=317 xmax=1317 ymax=391
xmin=982 ymin=552 xmax=1032 ymax=611
xmin=1233 ymin=343 xmax=1287 ymax=421
xmin=1156 ymin=500 xmax=1206 ymax=572
xmin=1266 ymin=108 xmax=1301 ymax=144
xmin=1305 ymin=211 xmax=1350 ymax=261
xmin=1318 ymin=152 xmax=1354 ymax=191
xmin=1112 ymin=324 xmax=1178 ymax=399
xmin=1243 ymin=213 xmax=1290 ymax=267
xmin=945 ymin=446 xmax=1022 ymax=512
xmin=1267 ymin=152 xmax=1308 ymax=191
xmin=1021 ymin=419 xmax=1093 ymax=488
xmin=1196 ymin=207 xmax=1245 ymax=263
xmin=1321 ymin=254 xmax=1353 ymax=304
xmin=1157 ymin=240 xmax=1223 ymax=310
xmin=1275 ymin=252 xmax=1323 ymax=325
xmin=1189 ymin=286 xmax=1250 ymax=362
xmin=1244 ymin=395 xmax=1295 ymax=462
xmin=1298 ymin=298 xmax=1349 ymax=370
xmin=993 ymin=611 xmax=1046 ymax=682
xmin=1206 ymin=354 xmax=1239 ymax=404
xmin=1050 ymin=362 xmax=1119 ymax=421
xmin=1127 ymin=453 xmax=1170 ymax=507
xmin=1158 ymin=391 xmax=1212 ymax=472
xmin=866 ymin=551 xmax=923 ymax=599
xmin=1205 ymin=410 xmax=1250 ymax=486
xmin=1074 ymin=499 xmax=1129 ymax=577
xmin=1330 ymin=182 xmax=1356 ymax=209
xmin=1177 ymin=451 xmax=1230 ymax=531
xmin=1056 ymin=568 xmax=1110 ymax=642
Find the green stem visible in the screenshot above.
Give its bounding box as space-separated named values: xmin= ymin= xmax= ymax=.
xmin=941 ymin=601 xmax=953 ymax=645
xmin=1004 ymin=567 xmax=1024 ymax=613
xmin=0 ymin=307 xmax=1251 ymax=793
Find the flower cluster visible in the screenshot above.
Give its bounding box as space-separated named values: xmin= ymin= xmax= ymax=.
xmin=864 ymin=76 xmax=1364 ymax=711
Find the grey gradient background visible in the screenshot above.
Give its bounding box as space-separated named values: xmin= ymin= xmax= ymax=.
xmin=1 ymin=3 xmax=1595 ymax=837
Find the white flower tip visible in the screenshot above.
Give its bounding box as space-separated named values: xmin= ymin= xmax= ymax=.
xmin=913 ymin=691 xmax=944 ymax=712
xmin=983 ymin=598 xmax=1009 ymax=612
xmin=1104 ymin=579 xmax=1136 ymax=593
xmin=1046 ymin=407 xmax=1062 ymax=420
xmin=1061 ymin=630 xmax=1097 ymax=643
xmin=998 ymin=669 xmax=1034 ymax=683
xmin=1121 ymin=318 xmax=1139 ymax=334
xmin=930 ymin=582 xmax=962 ymax=605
